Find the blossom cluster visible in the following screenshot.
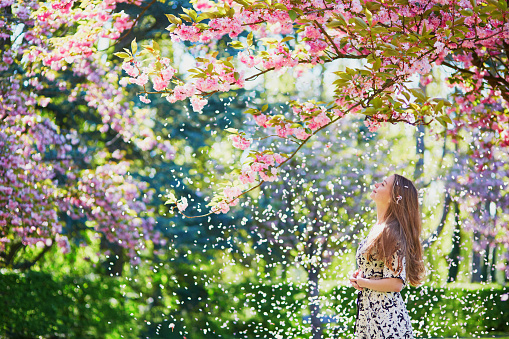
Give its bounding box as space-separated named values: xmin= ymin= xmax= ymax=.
xmin=62 ymin=162 xmax=161 ymax=264
xmin=0 ymin=0 xmax=166 ymax=264
xmin=125 ymin=0 xmax=509 ymax=132
xmin=30 ymin=0 xmax=138 ymax=69
xmin=0 ymin=118 xmax=67 ymax=253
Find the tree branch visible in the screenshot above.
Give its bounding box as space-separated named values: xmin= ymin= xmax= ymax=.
xmin=113 ymin=0 xmax=157 ymax=46
xmin=422 ymin=191 xmax=452 ymax=249
xmin=4 ymin=242 xmax=23 ymax=267
xmin=314 ymin=20 xmax=342 ymax=57
xmin=13 ymin=242 xmax=54 ymax=271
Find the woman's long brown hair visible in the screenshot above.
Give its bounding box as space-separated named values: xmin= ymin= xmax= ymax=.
xmin=363 ymin=174 xmax=426 ymax=286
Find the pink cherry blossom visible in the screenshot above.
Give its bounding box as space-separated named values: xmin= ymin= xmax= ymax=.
xmin=254 ymin=114 xmax=269 ymax=127
xmin=294 ymin=128 xmax=311 ymax=140
xmin=139 ymin=95 xmax=151 ymax=104
xmin=351 ymin=0 xmax=362 ymax=13
xmin=230 ymin=134 xmax=251 ymax=150
xmin=190 ymin=96 xmax=208 ymax=113
xmin=223 ymin=185 xmax=242 ymax=200
xmin=161 ymin=66 xmax=176 ymax=81
xmin=153 ymin=77 xmax=169 ymax=91
xmin=177 ymin=197 xmax=188 ymax=212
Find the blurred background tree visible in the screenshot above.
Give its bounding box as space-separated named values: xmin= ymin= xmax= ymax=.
xmin=0 ymin=0 xmax=508 ymax=338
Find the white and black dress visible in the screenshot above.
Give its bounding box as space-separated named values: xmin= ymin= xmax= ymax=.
xmin=354 ymin=235 xmax=414 ymax=339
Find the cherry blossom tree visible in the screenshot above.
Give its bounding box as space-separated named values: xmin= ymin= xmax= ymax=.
xmin=116 ymin=0 xmax=509 ymax=218
xmin=2 ymin=0 xmax=508 ymax=295
xmin=0 ymin=0 xmax=169 ymax=268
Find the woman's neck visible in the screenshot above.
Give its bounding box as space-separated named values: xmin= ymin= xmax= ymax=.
xmin=376 ymin=202 xmax=389 ymax=224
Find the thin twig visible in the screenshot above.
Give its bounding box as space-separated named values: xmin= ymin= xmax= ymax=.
xmin=314 ymin=20 xmax=342 ymax=57
xmin=113 ymin=0 xmax=157 ymax=46
xmin=105 ymin=133 xmax=121 ymax=146
xmin=240 ymin=7 xmax=333 ymax=27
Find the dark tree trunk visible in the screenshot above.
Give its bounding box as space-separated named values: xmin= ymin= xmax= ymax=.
xmin=481 ymin=243 xmax=490 ymax=283
xmin=447 ymin=202 xmax=461 ymax=283
xmin=414 ymin=124 xmax=425 ymax=180
xmin=308 ymin=264 xmax=323 ymax=339
xmin=414 ymin=80 xmax=426 ymax=180
xmin=422 ymin=192 xmax=452 ymax=249
xmin=490 ymin=246 xmax=497 ymax=283
xmin=101 ymin=238 xmax=125 ymax=276
xmin=3 ymin=242 xmax=24 ymax=267
xmin=505 ymin=254 xmax=509 ymax=284
xmin=471 ymin=230 xmax=482 ymax=283
xmin=110 ymin=244 xmax=125 ymax=276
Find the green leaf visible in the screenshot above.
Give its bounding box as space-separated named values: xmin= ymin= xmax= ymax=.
xmin=165 ymin=14 xmax=182 ymax=25
xmin=364 ymin=107 xmax=376 ymax=115
xmin=199 ymin=12 xmax=218 ymax=20
xmin=281 ymin=36 xmax=294 ymax=43
xmin=225 ymin=128 xmax=239 ymax=133
xmin=333 ymin=79 xmax=350 ymax=87
xmin=371 ymin=26 xmax=387 ymax=34
xmin=229 ymin=41 xmax=244 ymax=49
xmin=335 ymin=12 xmax=347 ymax=24
xmin=327 ymin=21 xmax=344 ymax=28
xmin=435 ymin=100 xmax=444 ymax=114
xmin=383 ymin=49 xmax=399 ymax=57
xmin=182 ymin=8 xmax=198 ymax=21
xmin=261 ymin=104 xmax=269 ymax=112
xmin=410 ymin=88 xmax=426 ymax=102
xmin=114 ymin=52 xmax=130 ymax=59
xmin=353 ymin=17 xmax=368 ymax=29
xmin=441 ymin=115 xmax=452 ymax=124
xmin=244 ymin=108 xmax=258 ymax=114
xmin=232 ymin=0 xmax=250 ymax=6
xmin=345 ymin=67 xmax=356 ymax=75
xmin=152 ymin=40 xmax=160 ymax=52
xmin=165 ymin=193 xmax=177 ymax=205
xmin=373 ymin=57 xmax=382 ymax=71
xmin=131 ymin=38 xmax=137 ymax=55
xmin=372 ymin=97 xmax=382 ymax=108
xmin=247 ymin=32 xmax=253 ymax=46
xmin=180 ymin=14 xmax=193 ymax=22
xmin=293 ymin=7 xmax=304 ymax=15
xmin=166 ymin=24 xmax=177 ymax=33
xmin=365 ymin=9 xmax=373 ymax=25
xmin=460 ymin=8 xmax=473 ymax=16
xmin=288 ymin=10 xmax=298 ymax=21
xmin=436 ymin=116 xmax=447 ymax=127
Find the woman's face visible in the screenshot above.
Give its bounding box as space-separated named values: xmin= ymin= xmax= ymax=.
xmin=370 ymin=174 xmax=395 ymax=204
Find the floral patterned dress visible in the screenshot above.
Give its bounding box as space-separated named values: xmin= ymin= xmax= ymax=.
xmin=354 ymin=235 xmax=414 ymax=339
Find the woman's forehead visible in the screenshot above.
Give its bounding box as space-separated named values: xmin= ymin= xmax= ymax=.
xmin=385 ymin=174 xmax=396 ymax=185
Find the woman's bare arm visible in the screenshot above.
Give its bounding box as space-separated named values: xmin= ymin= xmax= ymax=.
xmin=354 ymin=274 xmax=404 ymax=293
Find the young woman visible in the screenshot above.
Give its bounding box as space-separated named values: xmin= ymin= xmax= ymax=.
xmin=349 ymin=174 xmax=425 ymax=339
